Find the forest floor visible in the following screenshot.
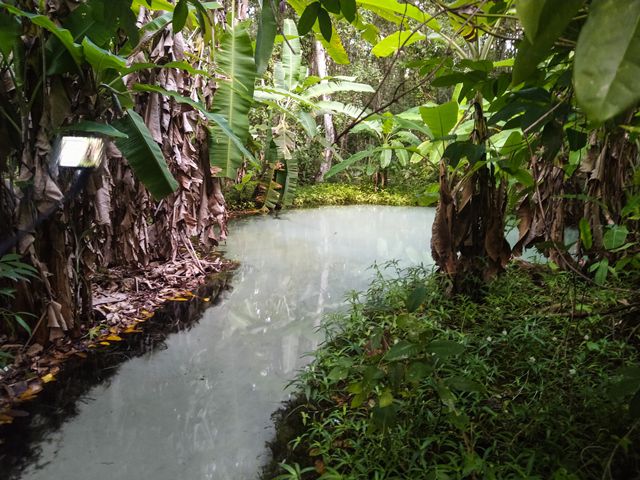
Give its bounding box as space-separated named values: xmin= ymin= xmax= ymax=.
xmin=265 ymin=263 xmax=640 ymax=479
xmin=0 ymin=250 xmax=236 ymax=426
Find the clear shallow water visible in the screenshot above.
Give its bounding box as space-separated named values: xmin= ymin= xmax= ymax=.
xmin=19 ymin=205 xmax=435 ymax=480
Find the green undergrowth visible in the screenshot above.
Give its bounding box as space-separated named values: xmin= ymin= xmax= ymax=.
xmin=266 ymin=264 xmax=640 ymax=480
xmin=291 ymin=184 xmax=418 ymax=208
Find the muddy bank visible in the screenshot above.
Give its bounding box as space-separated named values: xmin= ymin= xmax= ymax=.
xmin=0 ymin=270 xmax=233 ymax=479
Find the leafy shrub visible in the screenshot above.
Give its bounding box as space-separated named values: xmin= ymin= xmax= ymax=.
xmin=0 ymin=254 xmax=37 ymax=339
xmin=292 ymin=183 xmax=420 ymax=208
xmin=272 ymin=265 xmax=640 ymax=479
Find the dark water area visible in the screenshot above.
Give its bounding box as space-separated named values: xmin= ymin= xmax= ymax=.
xmin=0 ymin=274 xmax=231 ymax=479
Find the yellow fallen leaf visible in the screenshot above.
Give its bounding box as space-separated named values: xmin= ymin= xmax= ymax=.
xmin=140 ymin=310 xmax=154 ymax=319
xmin=203 ymin=297 xmax=210 ymax=302
xmin=18 ymin=383 xmax=43 ymax=401
xmin=0 ymin=413 xmax=14 ymax=425
xmin=88 ymin=344 xmax=96 ymax=349
xmin=41 ymin=373 xmax=56 ymax=383
xmin=105 ymin=334 xmax=123 ymax=341
xmin=124 ymin=326 xmax=143 ymax=333
xmin=168 ymin=297 xmax=189 ymax=301
xmin=99 ymin=341 xmax=110 ymax=346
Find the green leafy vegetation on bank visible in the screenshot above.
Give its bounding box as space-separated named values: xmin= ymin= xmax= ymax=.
xmin=268 ymin=265 xmax=640 ymax=479
xmin=292 ymin=184 xmax=419 ymax=209
xmin=227 ymin=182 xmax=423 ymax=211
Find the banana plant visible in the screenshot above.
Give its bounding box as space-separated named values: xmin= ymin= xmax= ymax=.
xmin=253 ymin=20 xmax=373 ymax=148
xmin=252 ymin=19 xmax=373 ymax=209
xmin=0 ymin=0 xmax=247 ymax=200
xmin=324 ymin=109 xmax=432 ymax=183
xmin=209 ymin=21 xmax=257 ymax=178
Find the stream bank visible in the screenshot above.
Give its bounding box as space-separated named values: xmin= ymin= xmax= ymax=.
xmin=264 ymin=265 xmax=640 ymax=479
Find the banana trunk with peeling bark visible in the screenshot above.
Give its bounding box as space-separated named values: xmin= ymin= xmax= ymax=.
xmin=431 ymin=95 xmax=511 ymax=293
xmin=1 ymin=6 xmax=228 ymax=342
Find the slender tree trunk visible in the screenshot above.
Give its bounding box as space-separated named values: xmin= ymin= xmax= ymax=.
xmin=237 ymin=0 xmax=249 ymax=20
xmin=313 ymin=40 xmax=335 ymax=183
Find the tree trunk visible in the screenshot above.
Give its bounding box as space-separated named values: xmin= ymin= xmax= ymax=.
xmin=312 ymin=40 xmax=335 ymax=183
xmin=431 ymin=93 xmax=510 ymax=295
xmin=237 ymin=0 xmax=249 ymax=20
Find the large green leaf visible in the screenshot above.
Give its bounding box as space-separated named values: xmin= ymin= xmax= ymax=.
xmin=172 ymin=0 xmax=188 ymax=33
xmin=379 ymin=146 xmax=392 ymax=168
xmin=324 ymin=148 xmax=379 ymax=178
xmin=515 ymin=0 xmax=545 ymax=41
xmin=357 ymin=0 xmax=440 ymax=31
xmin=64 ymin=2 xmax=119 ymax=47
xmin=254 ymin=86 xmax=317 ymax=109
xmin=315 ymin=100 xmax=364 ymax=119
xmin=282 ymin=19 xmax=302 ymax=91
xmin=257 ymin=140 xmax=282 ymax=210
xmin=420 ymin=101 xmax=458 ymax=139
xmin=298 ymin=2 xmax=321 ymax=35
xmin=371 ymin=30 xmax=426 ymax=57
xmin=278 ymin=157 xmax=299 ymax=207
xmin=512 ymin=0 xmax=584 ymax=85
xmin=574 ymin=0 xmax=640 ymax=122
xmin=0 ymin=11 xmax=19 ymax=58
xmin=341 ymin=0 xmax=356 ymax=22
xmin=603 ymin=225 xmax=629 ymax=250
xmin=578 ymin=218 xmax=593 ymax=250
xmin=304 ymin=80 xmax=374 ymax=98
xmin=287 ymin=0 xmax=350 ymax=64
xmin=113 ymin=109 xmax=178 ymax=200
xmin=0 ymin=2 xmax=83 ymax=65
xmin=82 ymin=37 xmax=127 ymax=73
xmin=318 ymin=26 xmax=349 ymax=64
xmin=209 ymin=23 xmax=256 ymax=178
xmin=255 ymin=0 xmax=277 ymax=76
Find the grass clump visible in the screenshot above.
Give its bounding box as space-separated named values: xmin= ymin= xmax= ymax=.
xmin=292 ymin=184 xmax=418 ymax=208
xmin=267 ymin=264 xmax=640 ymax=479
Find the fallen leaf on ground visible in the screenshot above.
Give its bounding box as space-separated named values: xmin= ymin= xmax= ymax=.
xmin=0 ymin=413 xmax=14 ymax=425
xmin=26 ymin=344 xmax=43 ymax=357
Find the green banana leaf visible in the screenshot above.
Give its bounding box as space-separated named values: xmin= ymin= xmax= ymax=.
xmin=304 ymin=80 xmax=375 ymax=98
xmin=282 ymin=19 xmax=302 ymax=91
xmin=255 ymin=0 xmax=277 ymax=76
xmin=256 ymin=140 xmax=282 ymax=210
xmin=209 ymin=23 xmax=257 ymax=178
xmin=113 ymin=109 xmax=179 ymax=200
xmin=279 ymin=157 xmax=299 ymax=207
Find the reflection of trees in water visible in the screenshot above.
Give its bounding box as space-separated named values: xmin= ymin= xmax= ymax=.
xmin=0 ymin=278 xmax=226 ymax=479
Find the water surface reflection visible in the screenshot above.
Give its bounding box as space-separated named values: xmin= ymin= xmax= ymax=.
xmin=20 ymin=205 xmax=434 ymax=480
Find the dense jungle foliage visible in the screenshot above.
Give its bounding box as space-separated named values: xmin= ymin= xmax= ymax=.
xmin=0 ymin=0 xmax=640 ymax=477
